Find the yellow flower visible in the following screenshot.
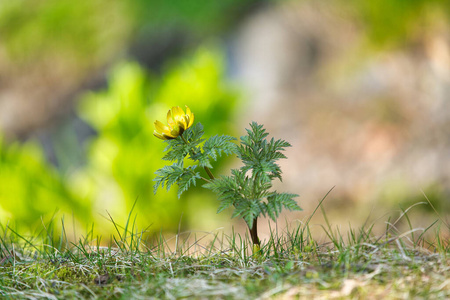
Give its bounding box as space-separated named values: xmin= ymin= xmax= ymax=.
xmin=153 ymin=106 xmax=194 ymax=140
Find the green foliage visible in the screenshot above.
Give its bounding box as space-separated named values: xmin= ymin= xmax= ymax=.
xmin=0 ymin=0 xmax=130 ymax=69
xmin=154 ymin=165 xmax=201 ymax=199
xmin=204 ymin=122 xmax=301 ymax=228
xmin=154 ymin=123 xmax=237 ymax=198
xmin=131 ymin=0 xmax=269 ymax=36
xmin=155 ymin=120 xmax=300 ymax=231
xmin=0 ymin=136 xmax=90 ymax=228
xmin=237 ymin=122 xmax=291 ymax=183
xmin=202 ymin=135 xmax=237 ymax=167
xmin=0 ymin=46 xmax=236 ymax=235
xmin=2 ymin=204 xmax=448 ymax=299
xmin=162 ymin=123 xmax=206 ymax=164
xmin=74 ymin=47 xmax=237 ymax=234
xmin=345 ymin=0 xmax=450 ymax=49
xmin=187 ymin=132 xmax=237 ymax=170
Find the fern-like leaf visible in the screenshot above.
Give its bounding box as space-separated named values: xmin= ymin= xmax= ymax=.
xmin=162 ymin=139 xmax=189 ymax=163
xmin=153 ymin=163 xmax=201 ymax=198
xmin=265 ymin=192 xmax=301 ymax=222
xmin=177 ymin=166 xmax=201 ymax=198
xmin=161 ymin=124 xmax=205 ymax=163
xmin=232 ymin=200 xmax=261 ymax=228
xmin=237 ymin=121 xmax=291 ymax=184
xmin=153 ymin=163 xmax=185 ymax=193
xmin=203 ymin=135 xmax=237 ymax=161
xmin=183 ymin=123 xmax=205 ymax=146
xmin=204 ymin=172 xmax=244 ymax=213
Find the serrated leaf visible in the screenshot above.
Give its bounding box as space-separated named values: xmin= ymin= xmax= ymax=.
xmin=216 ymin=196 xmax=235 ymax=213
xmin=190 ymin=151 xmax=213 ymax=168
xmin=183 ymin=123 xmax=205 ymax=146
xmin=153 ymin=163 xmax=201 ymax=198
xmin=203 ymin=135 xmax=237 ymax=159
xmin=265 ymin=192 xmax=301 ymax=221
xmin=188 ymin=135 xmax=237 ymax=168
xmin=204 ymin=174 xmax=244 ymax=212
xmin=201 ymin=122 xmax=300 ymax=229
xmin=176 ymin=166 xmax=201 ymax=198
xmin=153 ymin=163 xmax=185 ymax=193
xmin=236 ymin=122 xmax=291 ymax=187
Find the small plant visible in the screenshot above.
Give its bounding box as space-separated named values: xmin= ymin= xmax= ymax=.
xmin=153 ymin=106 xmax=301 ymax=252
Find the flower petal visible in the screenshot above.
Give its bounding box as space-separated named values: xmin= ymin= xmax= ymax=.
xmin=173 ymin=106 xmax=183 ymax=118
xmin=153 ymin=130 xmax=168 ymax=140
xmin=173 ymin=106 xmax=188 ymax=129
xmin=153 ymin=105 xmax=195 ymax=140
xmin=167 ymin=110 xmax=175 ymax=126
xmin=186 ymin=106 xmax=194 ymax=128
xmin=185 ymin=106 xmax=192 ymax=117
xmin=163 ymin=133 xmax=176 ymax=139
xmin=154 ymin=120 xmax=169 ymax=133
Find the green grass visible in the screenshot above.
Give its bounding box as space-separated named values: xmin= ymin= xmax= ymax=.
xmin=0 ymin=201 xmax=449 ymax=299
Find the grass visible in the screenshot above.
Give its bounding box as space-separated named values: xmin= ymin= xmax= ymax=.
xmin=0 ymin=200 xmax=449 ymax=299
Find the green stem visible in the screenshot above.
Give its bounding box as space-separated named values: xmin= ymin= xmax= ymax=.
xmin=180 ymin=134 xmax=215 ymax=181
xmin=204 ymin=166 xmax=215 ymax=180
xmin=180 ymin=134 xmax=189 ymax=145
xmin=249 ymin=217 xmax=260 ymax=247
xmin=249 ymin=172 xmax=260 ymax=248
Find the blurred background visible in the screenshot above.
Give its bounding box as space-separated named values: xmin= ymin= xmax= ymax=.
xmin=0 ymin=0 xmax=449 ymax=241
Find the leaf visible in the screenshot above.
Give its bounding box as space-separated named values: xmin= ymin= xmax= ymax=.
xmin=189 ymin=134 xmax=236 ymax=168
xmin=162 ymin=139 xmax=189 ymax=163
xmin=204 ymin=173 xmax=244 ymax=213
xmin=153 ymin=163 xmax=201 ymax=198
xmin=153 ymin=163 xmax=185 ymax=193
xmin=216 ymin=195 xmax=235 ymax=214
xmin=204 ymin=122 xmax=300 ymax=227
xmin=161 ymin=123 xmax=206 ymax=163
xmin=265 ymin=192 xmax=301 ymax=222
xmin=236 ymin=122 xmax=291 ymax=184
xmin=232 ymin=200 xmax=261 ymax=228
xmin=183 ymin=123 xmax=205 ymax=147
xmin=177 ymin=166 xmax=201 ymax=198
xmin=190 ymin=151 xmax=213 ymax=168
xmin=202 ymin=135 xmax=237 ymax=162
